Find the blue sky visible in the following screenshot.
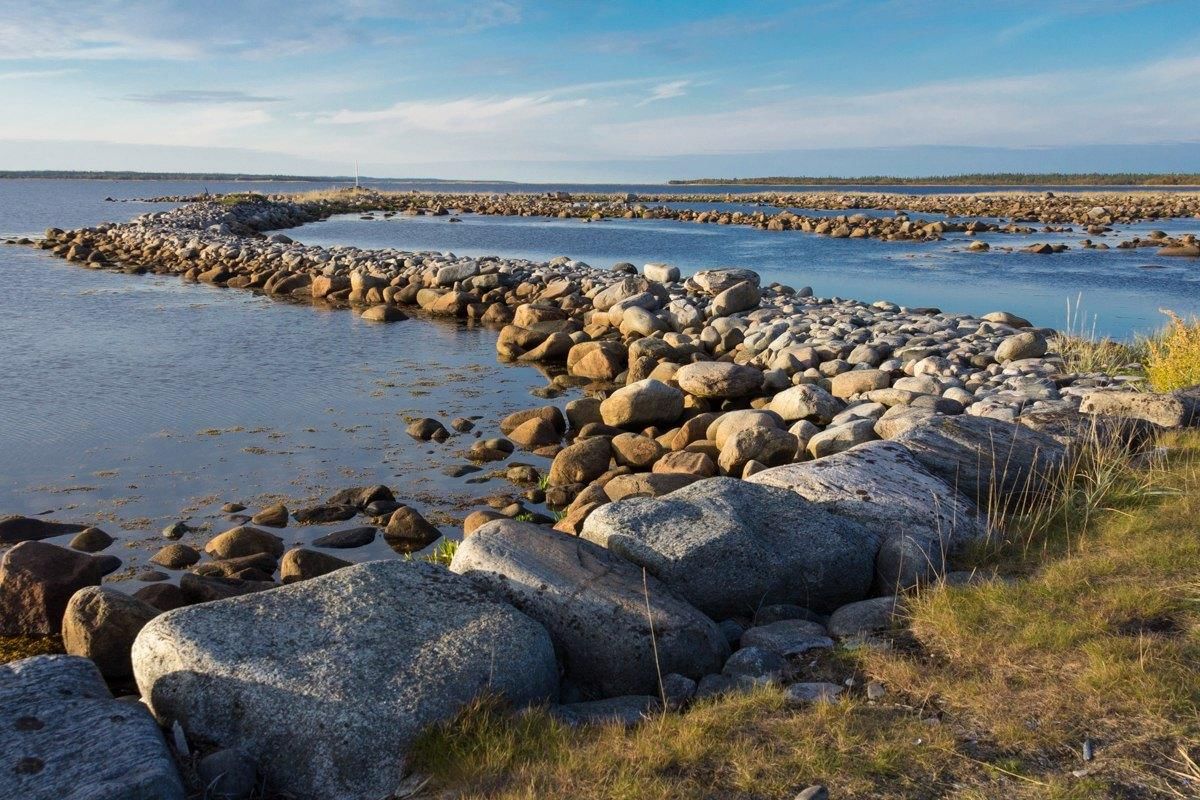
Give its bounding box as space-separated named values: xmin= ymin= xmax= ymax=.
xmin=2 ymin=0 xmax=1199 ymax=180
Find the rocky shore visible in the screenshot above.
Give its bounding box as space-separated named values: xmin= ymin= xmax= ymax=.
xmin=3 ymin=193 xmax=1199 ymax=800
xmin=74 ymin=187 xmax=1200 ymax=250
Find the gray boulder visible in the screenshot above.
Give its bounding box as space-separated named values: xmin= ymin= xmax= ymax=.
xmin=748 ymin=441 xmax=987 ymax=590
xmin=891 ymin=414 xmax=1068 ymax=509
xmin=451 ymin=520 xmax=727 ymax=698
xmin=132 ymin=561 xmax=558 ymax=800
xmin=0 ymin=655 xmax=184 ymax=800
xmin=1079 ymin=388 xmax=1200 ymax=429
xmin=581 ymin=478 xmax=878 ymax=618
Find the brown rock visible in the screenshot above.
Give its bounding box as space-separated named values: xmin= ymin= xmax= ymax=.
xmin=133 ymin=583 xmax=188 ymax=612
xmin=0 ymin=516 xmax=86 ymax=544
xmin=464 ymin=510 xmax=507 ymax=535
xmin=384 ymin=506 xmax=441 ymax=553
xmin=509 ymin=417 xmax=561 ymax=449
xmin=203 ymin=526 xmax=285 ymax=560
xmin=250 ymin=503 xmax=289 ymax=528
xmin=547 ymin=436 xmax=612 ymax=487
xmin=280 ymin=548 xmax=351 ymax=584
xmin=68 ymin=527 xmax=113 ymax=553
xmin=62 ymin=586 xmax=159 ymax=678
xmin=150 ymin=543 xmax=201 ymax=570
xmin=610 ymin=433 xmax=664 ymax=470
xmin=652 ymin=450 xmax=717 ymax=478
xmin=0 ymin=541 xmax=103 ymax=636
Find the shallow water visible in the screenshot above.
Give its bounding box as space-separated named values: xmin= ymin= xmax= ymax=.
xmin=0 ymin=180 xmax=573 ymax=586
xmin=1 ymin=178 xmax=1198 ymax=587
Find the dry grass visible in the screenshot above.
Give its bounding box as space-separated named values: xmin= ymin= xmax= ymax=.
xmin=408 ymin=431 xmax=1200 ymax=799
xmin=0 ymin=634 xmax=63 ymax=664
xmin=1145 ymin=311 xmax=1200 ymax=392
xmin=1050 ymin=296 xmax=1144 ymax=378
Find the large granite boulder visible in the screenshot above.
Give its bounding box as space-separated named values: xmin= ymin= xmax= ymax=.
xmin=581 ymin=478 xmax=877 ymax=618
xmin=747 ymin=441 xmax=987 ymax=590
xmin=891 ymin=415 xmax=1068 ymax=509
xmin=451 ymin=520 xmax=727 ymax=698
xmin=132 ymin=561 xmax=558 ymax=800
xmin=0 ymin=655 xmax=184 ymax=800
xmin=0 ymin=542 xmax=102 ymax=636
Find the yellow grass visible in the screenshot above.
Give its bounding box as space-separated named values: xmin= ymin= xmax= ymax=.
xmin=408 ymin=431 xmax=1200 ymax=799
xmin=1145 ymin=311 xmax=1200 ymax=392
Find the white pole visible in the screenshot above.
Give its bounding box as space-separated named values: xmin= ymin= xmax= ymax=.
xmin=354 ymin=160 xmax=360 ymax=189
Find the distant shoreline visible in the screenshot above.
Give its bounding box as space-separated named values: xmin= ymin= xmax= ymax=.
xmin=670 ymin=173 xmax=1200 ymax=187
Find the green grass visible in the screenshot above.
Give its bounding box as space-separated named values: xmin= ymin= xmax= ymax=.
xmin=407 ymin=431 xmax=1200 ymax=799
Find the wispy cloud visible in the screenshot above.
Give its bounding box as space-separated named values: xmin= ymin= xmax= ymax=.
xmin=124 ymin=90 xmax=285 ymax=105
xmin=637 ymin=80 xmax=690 ymax=106
xmin=317 ymin=94 xmax=588 ymax=132
xmin=0 ymin=69 xmax=78 ymax=81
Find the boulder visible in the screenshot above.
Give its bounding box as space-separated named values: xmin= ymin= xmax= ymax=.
xmin=360 ymin=304 xmax=407 ymax=322
xmin=599 ymin=379 xmax=684 ymax=428
xmin=996 ymin=331 xmax=1048 ymax=362
xmin=690 ymin=268 xmax=760 ymax=295
xmin=710 ymin=280 xmax=761 ymax=317
xmin=0 ymin=655 xmax=184 ymax=800
xmin=62 ymin=587 xmax=160 ymax=679
xmin=204 ymin=526 xmax=284 ymax=560
xmin=383 ymin=506 xmax=441 ymax=553
xmin=806 ymin=419 xmax=878 ymax=459
xmin=312 ymin=526 xmax=376 ymax=549
xmin=0 ymin=542 xmax=102 ymax=636
xmin=1079 ymin=388 xmax=1200 ymax=429
xmin=68 ymin=527 xmax=113 ymax=553
xmin=830 ymin=369 xmax=890 ymax=398
xmin=892 ymin=415 xmax=1069 ymax=508
xmin=280 ymin=548 xmax=351 ymax=583
xmin=748 ymin=441 xmax=986 ymax=590
xmin=768 ymin=384 xmax=842 ymax=424
xmin=581 ymin=478 xmax=877 ymax=618
xmin=0 ymin=516 xmax=86 ymax=545
xmin=674 ymin=362 xmax=763 ymax=399
xmin=547 ymin=436 xmax=612 ymax=487
xmin=718 ymin=426 xmax=798 ymax=476
xmin=451 ymin=521 xmax=727 ymax=697
xmin=132 ymin=562 xmax=558 ymax=800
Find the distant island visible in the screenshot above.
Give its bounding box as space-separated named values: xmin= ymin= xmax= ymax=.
xmin=669 ymin=173 xmax=1200 ymax=186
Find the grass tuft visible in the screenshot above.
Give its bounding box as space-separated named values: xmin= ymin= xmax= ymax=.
xmin=1145 ymin=310 xmax=1200 ymax=392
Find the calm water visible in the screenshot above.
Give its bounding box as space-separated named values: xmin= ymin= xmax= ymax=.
xmin=0 ymin=180 xmax=570 ymax=585
xmin=0 ymin=178 xmax=1198 ymax=586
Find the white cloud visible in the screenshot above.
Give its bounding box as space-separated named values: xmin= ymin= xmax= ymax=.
xmin=0 ymin=69 xmax=78 ymax=81
xmin=317 ymin=94 xmax=588 ymax=132
xmin=637 ymin=80 xmax=690 ymax=106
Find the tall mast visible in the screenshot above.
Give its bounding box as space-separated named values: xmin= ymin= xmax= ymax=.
xmin=354 ymin=160 xmax=360 ymax=189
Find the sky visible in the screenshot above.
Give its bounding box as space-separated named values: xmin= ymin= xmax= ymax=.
xmin=2 ymin=0 xmax=1200 ymax=181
